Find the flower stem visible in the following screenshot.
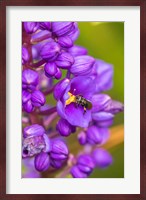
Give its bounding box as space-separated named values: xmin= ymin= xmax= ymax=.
xmin=30 ymin=32 xmax=52 ymax=44
xmin=30 ymin=60 xmax=46 ymax=68
xmin=38 ymin=106 xmax=57 ymax=115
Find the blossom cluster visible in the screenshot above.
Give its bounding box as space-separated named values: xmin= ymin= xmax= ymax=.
xmin=22 ymin=22 xmax=124 ymax=178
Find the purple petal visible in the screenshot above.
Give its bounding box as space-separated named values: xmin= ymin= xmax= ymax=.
xmin=23 ymin=22 xmax=39 ymax=34
xmin=92 ymin=60 xmax=113 ymax=92
xmin=22 ymin=69 xmax=39 ymax=87
xmin=78 ymin=131 xmax=87 ymax=145
xmin=70 ymin=55 xmax=95 ymax=76
xmin=39 ymin=22 xmax=51 ymax=30
xmin=44 ymin=62 xmax=58 ymax=76
xmin=68 ymin=45 xmax=88 ymax=57
xmin=57 ymin=36 xmax=73 ymax=48
xmin=40 ymin=41 xmax=60 ymax=61
xmin=54 ymin=68 xmax=62 ymax=79
xmin=63 ymin=103 xmax=92 ymax=128
xmin=23 ymin=124 xmax=46 ymax=138
xmin=70 ymin=165 xmax=87 ymax=178
xmin=23 ymin=100 xmax=34 ymax=113
xmin=91 ymin=94 xmax=111 ymax=113
xmin=54 ymin=78 xmax=70 ymax=100
xmin=56 ymin=118 xmax=73 ymax=137
xmin=86 ymin=126 xmax=103 ymax=145
xmin=92 ymin=148 xmax=113 ymax=168
xmin=22 ymin=90 xmax=31 ymax=103
xmin=55 ymin=52 xmax=74 ymax=69
xmin=22 ymin=47 xmax=30 ymax=65
xmin=52 ymin=22 xmax=75 ymax=37
xmin=34 ymin=152 xmax=50 ymax=172
xmin=31 ymin=90 xmax=46 ymax=107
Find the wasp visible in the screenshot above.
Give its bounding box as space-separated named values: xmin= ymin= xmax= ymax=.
xmin=65 ymin=92 xmax=92 ymax=114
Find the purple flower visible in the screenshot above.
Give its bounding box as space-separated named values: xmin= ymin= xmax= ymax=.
xmin=56 ymin=118 xmax=75 ymax=137
xmin=50 ymin=139 xmax=69 ymax=160
xmin=23 ymin=124 xmax=46 ymax=138
xmin=22 ymin=89 xmax=45 ymax=113
xmin=31 ymin=90 xmax=46 ymax=107
xmin=54 ymin=78 xmax=70 ymax=101
xmin=77 ymin=131 xmax=87 ymax=145
xmin=22 ymin=47 xmax=30 ymax=65
xmin=70 ymin=165 xmax=87 ymax=178
xmin=91 ymin=94 xmax=111 ymax=113
xmin=39 ymin=22 xmax=51 ymax=30
xmin=57 ymin=76 xmax=96 ymax=128
xmin=40 ymin=41 xmax=60 ymax=61
xmin=68 ymin=45 xmax=88 ymax=57
xmin=50 ymin=159 xmax=63 ymax=169
xmin=22 ymin=69 xmax=39 ymax=91
xmin=103 ymin=99 xmax=124 ymax=114
xmin=70 ymin=55 xmax=95 ymax=76
xmin=77 ymin=154 xmax=95 ymax=174
xmin=52 ymin=22 xmax=75 ymax=37
xmin=55 ymin=52 xmax=74 ymax=69
xmin=91 ymin=60 xmax=113 ymax=92
xmin=57 ymin=36 xmax=73 ymax=48
xmin=23 ymin=22 xmax=39 ymax=34
xmin=67 ymin=22 xmax=80 ymax=42
xmin=92 ymin=148 xmax=113 ymax=168
xmin=34 ymin=152 xmax=50 ymax=172
xmin=92 ymin=112 xmax=114 ymax=127
xmin=22 ymin=124 xmax=51 ymax=158
xmin=86 ymin=126 xmax=110 ymax=145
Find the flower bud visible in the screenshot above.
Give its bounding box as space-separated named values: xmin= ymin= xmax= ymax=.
xmin=23 ymin=100 xmax=34 ymax=113
xmin=92 ymin=148 xmax=113 ymax=168
xmin=54 ymin=68 xmax=62 ymax=80
xmin=53 ymin=78 xmax=70 ymax=100
xmin=52 ymin=22 xmax=75 ymax=37
xmin=34 ymin=152 xmax=50 ymax=172
xmin=22 ymin=90 xmax=31 ymax=104
xmin=91 ymin=94 xmax=111 ymax=113
xmin=22 ymin=69 xmax=39 ymax=89
xmin=23 ymin=124 xmax=46 ymax=138
xmin=70 ymin=55 xmax=95 ymax=76
xmin=55 ymin=52 xmax=74 ymax=69
xmin=86 ymin=125 xmax=102 ymax=145
xmin=50 ymin=140 xmax=69 ymax=160
xmin=77 ymin=131 xmax=87 ymax=145
xmin=39 ymin=22 xmax=51 ymax=30
xmin=22 ymin=47 xmax=30 ymax=65
xmin=92 ymin=60 xmax=113 ymax=92
xmin=50 ymin=158 xmax=62 ymax=169
xmin=104 ymin=99 xmax=124 ymax=114
xmin=31 ymin=90 xmax=46 ymax=107
xmin=92 ymin=112 xmax=114 ymax=127
xmin=68 ymin=22 xmax=80 ymax=42
xmin=44 ymin=62 xmax=58 ymax=77
xmin=70 ymin=165 xmax=87 ymax=178
xmin=56 ymin=118 xmax=74 ymax=137
xmin=68 ymin=45 xmax=88 ymax=57
xmin=57 ymin=36 xmax=73 ymax=48
xmin=77 ymin=154 xmax=95 ymax=174
xmin=23 ymin=22 xmax=39 ymax=34
xmin=40 ymin=41 xmax=60 ymax=61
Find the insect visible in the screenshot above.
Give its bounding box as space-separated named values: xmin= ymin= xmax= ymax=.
xmin=65 ymin=92 xmax=92 ymax=114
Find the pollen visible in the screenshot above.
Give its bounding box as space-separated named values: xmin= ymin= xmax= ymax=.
xmin=65 ymin=92 xmax=76 ymax=106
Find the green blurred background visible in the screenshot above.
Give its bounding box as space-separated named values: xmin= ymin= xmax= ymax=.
xmin=76 ymin=22 xmax=124 ymax=178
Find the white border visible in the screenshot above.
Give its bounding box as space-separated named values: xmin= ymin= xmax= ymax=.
xmin=6 ymin=6 xmax=140 ymax=194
